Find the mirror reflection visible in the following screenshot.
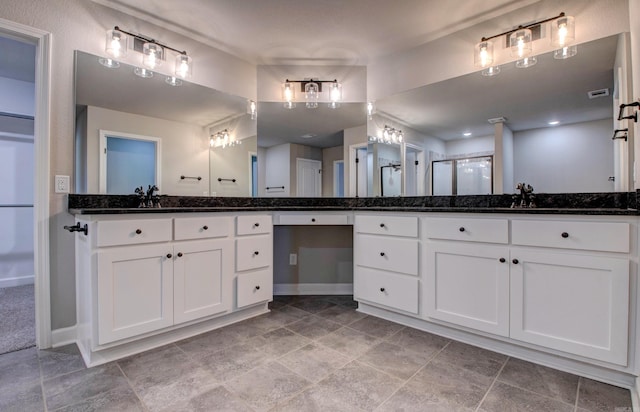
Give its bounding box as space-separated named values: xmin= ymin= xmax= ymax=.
xmin=74 ymin=50 xmax=256 ymax=196
xmin=257 ymin=102 xmax=367 ymax=197
xmin=371 ymin=34 xmax=630 ymax=195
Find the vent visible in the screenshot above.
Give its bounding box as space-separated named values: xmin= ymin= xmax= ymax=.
xmin=588 ymin=88 xmax=610 ymax=99
xmin=488 ymin=117 xmax=507 ymax=124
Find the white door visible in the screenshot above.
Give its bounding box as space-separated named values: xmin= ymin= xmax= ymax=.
xmin=510 ymin=249 xmax=629 ymax=365
xmin=97 ymin=244 xmax=173 ymax=344
xmin=296 ymin=158 xmax=321 ymax=197
xmin=173 ymin=239 xmax=232 ymax=324
xmin=424 ymin=242 xmax=510 ymax=337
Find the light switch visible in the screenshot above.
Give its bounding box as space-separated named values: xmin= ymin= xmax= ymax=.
xmin=289 ymin=253 xmax=297 ymax=265
xmin=55 ymin=175 xmax=70 ymax=193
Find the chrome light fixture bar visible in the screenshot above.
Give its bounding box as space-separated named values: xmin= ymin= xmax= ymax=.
xmin=282 ymin=79 xmax=342 ymax=109
xmin=475 ymin=12 xmax=575 ymax=76
xmin=99 ymin=26 xmax=193 ymax=85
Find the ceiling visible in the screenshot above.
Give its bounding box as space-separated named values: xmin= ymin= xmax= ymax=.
xmin=93 ymin=0 xmax=540 ymax=64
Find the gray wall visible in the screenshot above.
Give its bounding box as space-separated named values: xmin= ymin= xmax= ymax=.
xmin=322 ymin=145 xmax=344 ymax=197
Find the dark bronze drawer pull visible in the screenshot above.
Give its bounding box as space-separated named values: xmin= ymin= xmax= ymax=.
xmin=512 ymin=258 xmax=519 ymax=264
xmin=499 ymin=257 xmax=506 ymax=263
xmin=166 ymin=253 xmax=172 ymax=259
xmin=177 ymin=252 xmax=183 ymax=258
xmin=135 ymin=229 xmax=142 ymax=234
xmin=380 ymin=252 xmax=385 ymax=257
xmin=459 ymin=227 xmax=465 ymax=232
xmin=561 ymin=232 xmax=569 ymax=238
xmin=202 ymin=225 xmax=208 ymax=230
xmin=380 ymin=287 xmax=385 ymax=292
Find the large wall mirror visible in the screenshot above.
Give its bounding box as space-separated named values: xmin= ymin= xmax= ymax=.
xmin=74 ymin=50 xmax=257 ymax=197
xmin=257 ymin=102 xmax=367 ymax=197
xmin=370 ymin=34 xmax=632 ymax=195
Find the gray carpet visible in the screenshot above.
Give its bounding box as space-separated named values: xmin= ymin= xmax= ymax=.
xmin=0 ymin=284 xmax=35 ymax=354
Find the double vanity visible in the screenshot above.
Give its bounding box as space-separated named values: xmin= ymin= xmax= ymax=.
xmin=68 ymin=193 xmax=639 ymax=390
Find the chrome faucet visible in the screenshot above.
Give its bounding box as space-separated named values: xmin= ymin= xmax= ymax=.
xmin=511 ymin=183 xmax=536 ymax=208
xmin=134 ymin=185 xmax=160 ymax=208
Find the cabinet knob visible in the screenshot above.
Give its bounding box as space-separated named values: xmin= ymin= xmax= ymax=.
xmin=380 ymin=252 xmax=385 ymax=257
xmin=499 ymin=257 xmax=506 ymax=263
xmin=135 ymin=229 xmax=142 ymax=235
xmin=512 ymin=258 xmax=519 ymax=264
xmin=459 ymin=227 xmax=465 ymax=232
xmin=311 ymin=218 xmax=316 ymax=222
xmin=254 ymin=222 xmax=260 ymax=227
xmin=166 ymin=253 xmax=172 ymax=259
xmin=561 ymin=232 xmax=569 ymax=238
xmin=202 ymin=225 xmax=209 ymax=230
xmin=380 ymin=287 xmax=385 ymax=292
xmin=254 ymin=251 xmax=260 ymax=255
xmin=177 ymin=252 xmax=183 ymax=258
xmin=255 ymin=285 xmax=260 ymax=290
xmin=380 ymin=223 xmax=385 ymax=228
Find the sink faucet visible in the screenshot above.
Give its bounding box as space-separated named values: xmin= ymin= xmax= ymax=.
xmin=511 ymin=182 xmax=536 ymax=208
xmin=134 ymin=185 xmax=160 ymax=208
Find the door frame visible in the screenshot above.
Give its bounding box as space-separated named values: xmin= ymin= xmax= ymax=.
xmin=333 ymin=160 xmax=344 ymax=197
xmin=99 ymin=130 xmax=162 ymax=194
xmin=349 ymin=143 xmax=368 ymax=197
xmin=0 ymin=17 xmax=53 ymax=348
xmin=296 ymin=158 xmax=322 ymax=197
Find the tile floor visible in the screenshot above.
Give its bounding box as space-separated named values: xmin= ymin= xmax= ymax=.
xmin=0 ymin=295 xmax=634 ymax=411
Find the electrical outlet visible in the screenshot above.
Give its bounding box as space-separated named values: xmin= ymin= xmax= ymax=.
xmin=55 ymin=175 xmax=70 ymax=193
xmin=289 ymin=253 xmax=297 ymax=265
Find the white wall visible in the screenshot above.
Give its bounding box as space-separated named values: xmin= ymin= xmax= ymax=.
xmin=85 ymin=106 xmax=209 ymax=196
xmin=501 ymin=125 xmax=514 ymax=193
xmin=445 ymin=135 xmax=494 ymax=157
xmin=628 ymin=0 xmax=640 ymax=190
xmin=513 ymin=119 xmax=614 ymax=193
xmin=210 ymin=135 xmax=257 ymax=197
xmin=262 ymin=144 xmax=291 ymax=197
xmin=343 ymin=124 xmax=367 ymax=196
xmin=322 ymin=145 xmax=343 ymax=197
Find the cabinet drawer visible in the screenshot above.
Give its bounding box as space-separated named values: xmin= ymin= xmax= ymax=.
xmin=424 ymin=217 xmax=508 ymax=244
xmin=278 ymin=214 xmax=348 ymax=225
xmin=96 ymin=219 xmax=172 ymax=247
xmin=237 ymin=269 xmax=273 ymax=308
xmin=355 ymin=215 xmax=418 ymax=237
xmin=236 ymin=235 xmax=272 ymax=272
xmin=512 ymin=220 xmax=629 ymax=253
xmin=355 ymin=267 xmax=419 ymax=314
xmin=174 ymin=216 xmax=231 ymax=240
xmin=237 ymin=215 xmax=272 ymax=235
xmin=355 ymin=235 xmax=418 ymax=275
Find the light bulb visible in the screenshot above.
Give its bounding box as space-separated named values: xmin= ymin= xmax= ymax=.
xmin=105 ymin=30 xmax=127 ymax=58
xmin=305 ymin=82 xmax=319 ymax=109
xmin=175 ymin=54 xmax=192 ymax=79
xmin=143 ymin=42 xmax=163 ymax=70
xmin=282 ymin=82 xmax=295 ymax=102
xmin=510 ymin=29 xmax=532 ymax=58
xmin=551 ymin=16 xmax=575 ymax=47
xmin=247 ymin=100 xmax=257 ymax=120
xmin=367 ymin=101 xmax=375 ymax=119
xmin=474 ymin=41 xmax=493 ymax=68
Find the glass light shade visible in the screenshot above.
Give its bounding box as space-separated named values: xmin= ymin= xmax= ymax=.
xmin=305 ymin=82 xmax=319 ymax=109
xmin=474 ymin=40 xmax=493 ymax=68
xmin=247 ymin=100 xmax=257 ymax=120
xmin=554 ymin=45 xmax=577 ymax=59
xmin=165 ymin=76 xmax=182 ymax=86
xmin=329 ymin=82 xmax=342 ymax=102
xmin=98 ymin=57 xmax=120 ymax=68
xmin=105 ymin=29 xmax=127 ymax=58
xmin=142 ymin=42 xmax=163 ymax=69
xmin=367 ymin=101 xmax=376 ymax=119
xmin=175 ymin=54 xmax=192 ymax=79
xmin=134 ymin=67 xmax=154 ymax=78
xmin=551 ymin=15 xmax=575 ymax=47
xmin=283 ymin=101 xmax=296 ymax=109
xmin=515 ymin=56 xmax=537 ymax=68
xmin=481 ymin=66 xmax=501 ymax=76
xmin=510 ymin=28 xmax=532 ymax=58
xmin=282 ymin=82 xmax=295 ymax=104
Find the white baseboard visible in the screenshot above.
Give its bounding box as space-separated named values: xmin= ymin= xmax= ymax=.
xmin=51 ymin=325 xmax=77 ymax=348
xmin=274 ymin=283 xmax=353 ymax=295
xmin=632 ymin=377 xmax=639 ymax=412
xmin=0 ymin=275 xmax=34 ymax=288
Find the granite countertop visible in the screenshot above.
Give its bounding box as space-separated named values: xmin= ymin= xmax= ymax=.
xmin=68 ymin=192 xmax=639 ymax=216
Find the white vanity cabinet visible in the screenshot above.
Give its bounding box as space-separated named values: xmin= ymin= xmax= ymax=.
xmin=354 ymin=214 xmax=420 ymax=314
xmin=509 ymin=219 xmax=630 ymax=365
xmin=423 ymin=217 xmax=510 ymax=336
xmin=74 ymin=213 xmax=271 ymax=367
xmin=235 ymin=215 xmax=273 ymax=309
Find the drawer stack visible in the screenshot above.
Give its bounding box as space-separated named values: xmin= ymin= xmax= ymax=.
xmin=354 ymin=215 xmax=419 ymax=314
xmin=235 ymin=215 xmax=273 ymax=308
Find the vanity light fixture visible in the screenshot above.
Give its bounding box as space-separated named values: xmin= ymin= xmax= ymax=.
xmin=210 ymin=129 xmax=241 ymax=149
xmin=247 ymin=100 xmax=257 ymax=120
xmin=475 ymin=12 xmax=575 ymax=75
xmin=282 ymin=79 xmax=342 ymax=109
xmin=370 ymin=125 xmax=404 ymax=145
xmin=366 ymin=101 xmax=376 ymax=120
xmin=100 ymin=26 xmax=193 ymax=85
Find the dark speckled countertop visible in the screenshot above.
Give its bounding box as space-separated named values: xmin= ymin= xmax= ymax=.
xmin=68 ymin=192 xmax=639 ymax=216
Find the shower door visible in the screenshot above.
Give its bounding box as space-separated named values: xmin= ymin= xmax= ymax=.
xmin=432 ymin=156 xmax=493 ymax=195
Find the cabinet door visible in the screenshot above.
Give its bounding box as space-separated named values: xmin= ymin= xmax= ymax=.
xmin=97 ymin=244 xmax=173 ymax=345
xmin=424 ymin=242 xmax=510 ymax=336
xmin=510 ymin=250 xmax=629 ymax=365
xmin=173 ymin=239 xmax=232 ymax=324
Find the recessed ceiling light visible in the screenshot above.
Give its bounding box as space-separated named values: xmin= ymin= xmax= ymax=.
xmin=463 ymin=132 xmax=472 ymax=137
xmin=548 ymin=121 xmax=560 ymax=125
xmin=300 ymin=134 xmax=316 ymax=138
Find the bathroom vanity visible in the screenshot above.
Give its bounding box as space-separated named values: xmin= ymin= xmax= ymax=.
xmin=68 ymin=194 xmax=639 ymax=391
